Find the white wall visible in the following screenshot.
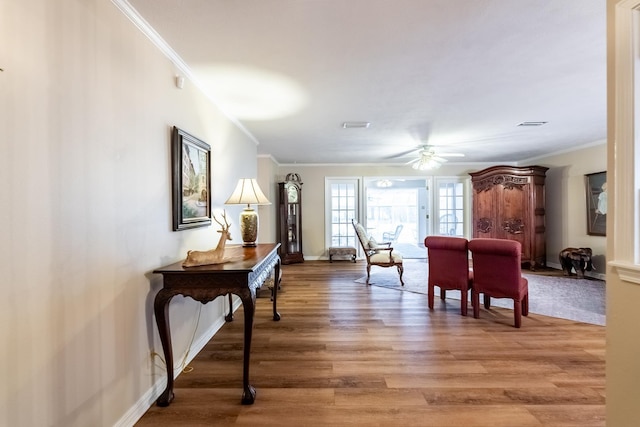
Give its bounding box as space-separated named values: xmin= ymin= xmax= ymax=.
xmin=257 ymin=155 xmax=279 ymax=245
xmin=0 ymin=1 xmax=257 ymax=425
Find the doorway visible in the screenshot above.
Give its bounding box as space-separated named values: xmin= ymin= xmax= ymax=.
xmin=364 ymin=178 xmax=429 ymax=258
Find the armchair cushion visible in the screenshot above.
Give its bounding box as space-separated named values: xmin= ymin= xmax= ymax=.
xmin=354 ymin=222 xmax=371 ymax=248
xmin=370 ymin=250 xmax=403 ymax=263
xmin=354 ymin=223 xmax=390 ymax=250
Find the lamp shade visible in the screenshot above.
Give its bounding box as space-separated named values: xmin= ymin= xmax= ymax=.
xmin=225 ymin=178 xmax=271 ymax=247
xmin=225 ymin=178 xmax=271 ymax=206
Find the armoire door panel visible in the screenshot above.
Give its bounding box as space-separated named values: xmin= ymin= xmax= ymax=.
xmin=472 ymin=188 xmax=495 ymax=236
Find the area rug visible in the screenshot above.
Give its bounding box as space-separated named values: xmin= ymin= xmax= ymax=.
xmin=355 ymin=259 xmax=606 ymax=325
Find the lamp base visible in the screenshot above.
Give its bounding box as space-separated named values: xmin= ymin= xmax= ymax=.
xmin=239 ymin=207 xmax=259 ymax=247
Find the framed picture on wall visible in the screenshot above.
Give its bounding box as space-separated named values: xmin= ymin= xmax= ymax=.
xmin=585 ymin=171 xmax=607 ymax=236
xmin=172 ymin=126 xmax=212 ymax=231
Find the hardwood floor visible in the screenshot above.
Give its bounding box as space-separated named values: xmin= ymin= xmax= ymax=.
xmin=136 ymin=261 xmax=605 ymax=426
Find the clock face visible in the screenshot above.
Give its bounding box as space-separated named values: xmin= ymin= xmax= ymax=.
xmin=287 ymin=185 xmax=298 ymax=203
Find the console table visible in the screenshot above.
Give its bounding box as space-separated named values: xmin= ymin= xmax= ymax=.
xmin=152 ymin=243 xmax=281 ymax=406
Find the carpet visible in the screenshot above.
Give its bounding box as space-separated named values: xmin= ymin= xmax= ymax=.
xmin=393 ymin=242 xmax=427 ymax=259
xmin=355 ymin=259 xmax=606 ymax=325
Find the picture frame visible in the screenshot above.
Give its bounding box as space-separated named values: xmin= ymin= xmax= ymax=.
xmin=172 ymin=126 xmax=212 ymax=231
xmin=585 ymin=171 xmax=607 ymax=236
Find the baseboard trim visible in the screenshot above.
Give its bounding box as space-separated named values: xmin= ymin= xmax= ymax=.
xmin=546 ymin=261 xmax=606 ymax=281
xmin=114 ymin=305 xmax=238 ymax=427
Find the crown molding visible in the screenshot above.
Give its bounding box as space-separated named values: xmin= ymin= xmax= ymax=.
xmin=110 ymin=0 xmax=260 ymax=146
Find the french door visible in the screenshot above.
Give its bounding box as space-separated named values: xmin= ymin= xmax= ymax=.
xmin=325 ymin=178 xmax=360 ymax=250
xmin=324 ymin=176 xmax=469 ymax=257
xmin=433 ymin=178 xmax=468 ymax=237
xmin=363 ymin=178 xmax=428 ymax=244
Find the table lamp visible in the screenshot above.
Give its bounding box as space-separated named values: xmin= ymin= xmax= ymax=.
xmin=225 ymin=178 xmax=271 ymax=247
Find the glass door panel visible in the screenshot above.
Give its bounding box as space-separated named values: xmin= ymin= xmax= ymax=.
xmin=363 ymin=178 xmax=428 ymax=258
xmin=434 ymin=179 xmax=466 ymax=237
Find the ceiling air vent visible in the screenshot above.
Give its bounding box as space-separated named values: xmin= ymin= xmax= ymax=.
xmin=517 ymin=121 xmax=547 ymax=127
xmin=342 ymin=121 xmax=371 ymax=129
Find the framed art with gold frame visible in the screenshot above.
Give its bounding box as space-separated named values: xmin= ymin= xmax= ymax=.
xmin=172 ymin=126 xmax=212 ymax=231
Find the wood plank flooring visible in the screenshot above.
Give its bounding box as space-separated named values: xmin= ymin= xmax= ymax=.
xmin=136 ymin=260 xmax=605 ymax=427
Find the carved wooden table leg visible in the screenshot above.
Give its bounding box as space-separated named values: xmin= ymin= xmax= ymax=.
xmin=272 ymin=260 xmax=281 ymax=321
xmin=154 ymin=289 xmax=176 ymax=407
xmin=225 ymin=293 xmax=234 ymax=322
xmin=239 ymin=288 xmax=257 ymax=404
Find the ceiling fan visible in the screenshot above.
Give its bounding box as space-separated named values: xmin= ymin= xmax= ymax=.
xmin=405 ymin=145 xmax=465 ymax=170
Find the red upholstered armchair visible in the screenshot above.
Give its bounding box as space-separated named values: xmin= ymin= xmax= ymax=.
xmin=424 ymin=236 xmax=473 ymax=316
xmin=468 ymin=238 xmax=529 ymax=328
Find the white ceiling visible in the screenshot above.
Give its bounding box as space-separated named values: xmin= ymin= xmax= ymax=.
xmin=126 ymin=0 xmax=606 ymax=165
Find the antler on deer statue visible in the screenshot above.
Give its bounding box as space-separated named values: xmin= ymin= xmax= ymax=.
xmin=182 ymin=211 xmax=233 ymax=267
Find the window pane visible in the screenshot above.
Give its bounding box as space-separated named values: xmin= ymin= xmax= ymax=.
xmin=327 ymin=180 xmax=358 ymax=250
xmin=436 ymin=179 xmax=466 ymax=237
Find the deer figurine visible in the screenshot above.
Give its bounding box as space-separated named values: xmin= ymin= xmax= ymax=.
xmin=182 ymin=211 xmax=233 ymax=267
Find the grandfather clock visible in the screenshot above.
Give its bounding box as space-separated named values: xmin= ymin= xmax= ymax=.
xmin=278 ymin=173 xmax=304 ymax=264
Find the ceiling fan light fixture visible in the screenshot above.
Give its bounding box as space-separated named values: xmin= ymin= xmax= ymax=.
xmin=411 ymin=156 xmax=442 ymax=170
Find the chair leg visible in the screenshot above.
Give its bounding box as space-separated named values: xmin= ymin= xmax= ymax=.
xmin=428 ymin=283 xmax=435 ymax=309
xmin=440 ymin=288 xmax=446 ymax=300
xmin=484 ymin=294 xmax=491 ymax=309
xmin=514 ymin=299 xmax=522 ymax=328
xmin=460 ymin=289 xmax=468 ymax=316
xmin=397 ymin=264 xmax=405 ymax=285
xmin=366 ymin=265 xmax=371 ymax=285
xmin=472 ymin=290 xmax=480 ymax=319
xmin=522 ymin=293 xmax=529 ymax=316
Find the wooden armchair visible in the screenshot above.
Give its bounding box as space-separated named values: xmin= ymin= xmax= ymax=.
xmin=468 ymin=238 xmax=529 ymax=328
xmin=424 ymin=236 xmax=473 ymax=316
xmin=352 ymin=219 xmax=404 ymax=286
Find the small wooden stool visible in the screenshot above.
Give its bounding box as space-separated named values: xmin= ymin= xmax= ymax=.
xmin=329 ymin=246 xmax=357 ymax=263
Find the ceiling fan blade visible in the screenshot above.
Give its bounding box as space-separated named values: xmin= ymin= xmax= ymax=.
xmin=390 ymin=143 xmax=465 ymax=162
xmin=436 ymin=152 xmax=465 ymax=158
xmin=386 ymin=147 xmax=422 ymax=159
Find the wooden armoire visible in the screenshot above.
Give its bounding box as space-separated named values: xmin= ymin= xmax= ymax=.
xmin=469 ymin=165 xmax=548 ymax=269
